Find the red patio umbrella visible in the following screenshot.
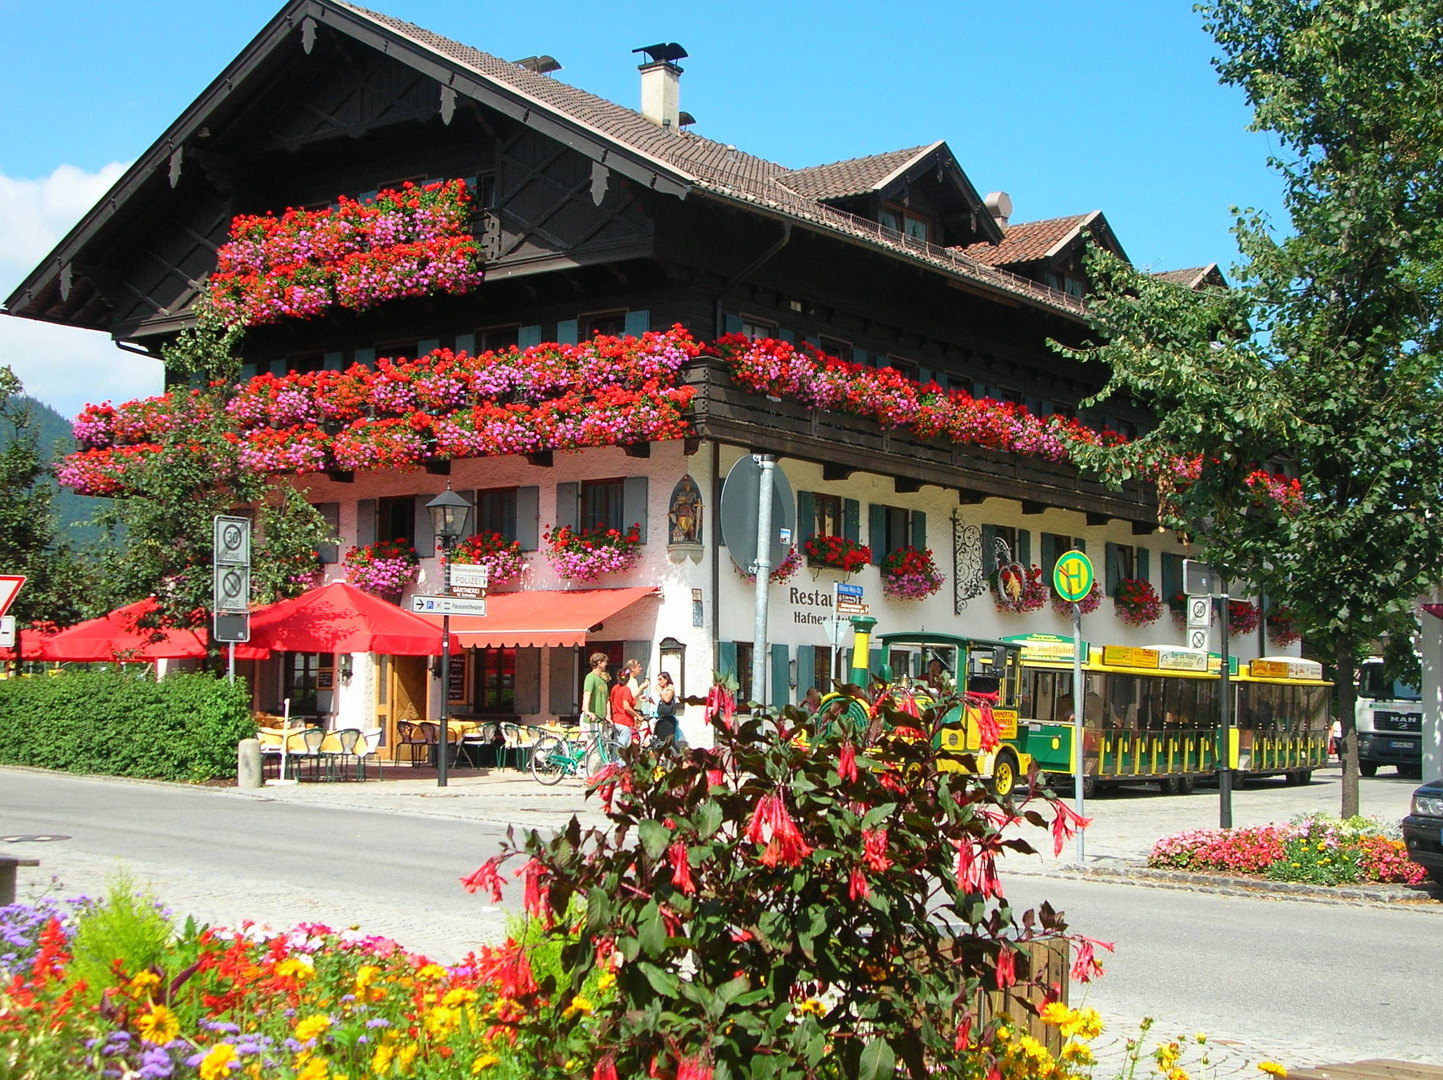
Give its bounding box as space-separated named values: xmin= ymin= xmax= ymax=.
xmin=0 ymin=625 xmax=59 ymax=661
xmin=36 ymin=599 xmax=268 ymax=662
xmin=247 ymin=581 xmax=456 ymax=656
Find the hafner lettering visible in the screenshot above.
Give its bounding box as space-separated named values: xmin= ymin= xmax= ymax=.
xmin=789 ymin=587 xmax=833 ymax=608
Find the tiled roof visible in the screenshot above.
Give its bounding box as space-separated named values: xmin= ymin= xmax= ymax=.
xmin=339 ymin=3 xmax=1086 ymax=319
xmin=775 ymin=145 xmax=936 ymax=200
xmin=1152 ymin=264 xmax=1225 ymax=289
xmin=959 ymin=213 xmax=1095 ymax=267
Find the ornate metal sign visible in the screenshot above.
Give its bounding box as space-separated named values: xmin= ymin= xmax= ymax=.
xmin=951 ymin=511 xmax=985 ymax=613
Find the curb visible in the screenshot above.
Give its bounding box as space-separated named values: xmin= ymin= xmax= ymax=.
xmin=1048 ymin=864 xmax=1442 ymax=906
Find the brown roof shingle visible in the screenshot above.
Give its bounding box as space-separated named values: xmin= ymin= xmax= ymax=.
xmin=775 ymin=145 xmax=935 ymax=200
xmin=959 ymin=213 xmax=1095 ymax=267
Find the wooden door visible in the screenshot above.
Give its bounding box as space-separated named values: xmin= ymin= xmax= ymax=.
xmin=375 ymin=654 xmax=429 ymax=760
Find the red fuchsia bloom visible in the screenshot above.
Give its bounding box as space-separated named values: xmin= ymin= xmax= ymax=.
xmin=848 ymin=866 xmax=870 ymax=901
xmin=838 ymin=740 xmax=857 ymax=783
xmin=517 ymin=857 xmax=550 ymax=917
xmin=862 ymin=828 xmax=892 ymax=873
xmin=676 ymin=1055 xmax=715 ymax=1080
xmin=746 ymin=790 xmax=813 ymax=868
xmin=1050 ymin=800 xmax=1092 ymax=857
xmin=706 ymin=684 xmax=735 ymax=728
xmin=969 ymin=695 xmax=1001 ymax=752
xmin=955 ymin=838 xmax=1003 ymax=900
xmin=460 ymin=858 xmax=506 ymax=901
xmin=594 ymin=1054 xmax=619 ymax=1080
xmin=706 ymin=768 xmax=725 ymax=788
xmin=1070 ymin=935 xmax=1114 ymax=983
xmin=669 ymin=839 xmax=696 ymax=896
xmin=995 ymin=946 xmax=1016 ymax=989
xmin=499 ymin=944 xmax=538 ymax=997
xmin=954 ymin=1013 xmax=974 ymax=1052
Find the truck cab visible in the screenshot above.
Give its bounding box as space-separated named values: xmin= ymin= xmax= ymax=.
xmin=1356 ymin=658 xmax=1423 ymax=778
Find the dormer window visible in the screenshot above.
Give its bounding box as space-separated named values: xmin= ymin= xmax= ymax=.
xmin=879 ymin=206 xmax=932 ymax=244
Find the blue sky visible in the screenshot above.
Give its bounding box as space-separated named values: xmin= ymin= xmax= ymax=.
xmin=0 ymin=0 xmax=1286 ymax=420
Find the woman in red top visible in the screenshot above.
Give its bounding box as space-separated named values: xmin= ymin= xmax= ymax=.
xmin=609 ymin=665 xmax=640 ymax=747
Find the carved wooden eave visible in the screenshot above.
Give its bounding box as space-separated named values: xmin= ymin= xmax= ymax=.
xmin=682 ymin=357 xmax=1156 ymax=528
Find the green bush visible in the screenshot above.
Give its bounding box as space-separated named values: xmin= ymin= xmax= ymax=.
xmin=0 ymin=669 xmax=252 ymax=781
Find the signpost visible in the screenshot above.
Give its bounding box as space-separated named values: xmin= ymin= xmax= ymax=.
xmin=447 ymin=564 xmax=489 ymax=598
xmin=1184 ymin=558 xmax=1234 ymax=828
xmin=1052 ymin=549 xmax=1093 ymax=865
xmin=212 ymin=517 xmax=251 ymax=684
xmin=410 ymin=595 xmax=488 ymax=617
xmin=0 ymin=618 xmax=13 ymax=649
xmin=0 ymin=576 xmax=25 ymax=619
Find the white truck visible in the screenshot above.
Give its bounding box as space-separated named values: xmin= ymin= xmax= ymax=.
xmin=1355 ymin=658 xmax=1423 ymax=778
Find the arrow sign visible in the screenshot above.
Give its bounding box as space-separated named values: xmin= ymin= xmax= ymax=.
xmin=0 ymin=576 xmax=25 ymax=618
xmin=411 ymin=594 xmax=488 ymax=617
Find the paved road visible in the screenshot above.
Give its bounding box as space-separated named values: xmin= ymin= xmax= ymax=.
xmin=2 ymin=763 xmax=1437 ymax=1070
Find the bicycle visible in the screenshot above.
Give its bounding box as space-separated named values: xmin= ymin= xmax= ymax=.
xmin=529 ymin=724 xmax=624 ymax=785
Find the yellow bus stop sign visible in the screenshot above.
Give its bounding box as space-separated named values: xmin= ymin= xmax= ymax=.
xmin=1053 ymin=549 xmax=1094 ymax=603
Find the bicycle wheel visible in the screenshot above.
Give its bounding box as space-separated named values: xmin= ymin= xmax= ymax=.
xmin=583 ymin=734 xmax=612 ymax=777
xmin=530 ymin=735 xmax=567 ymax=785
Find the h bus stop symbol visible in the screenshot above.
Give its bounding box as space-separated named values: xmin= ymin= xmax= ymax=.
xmin=1053 ymin=550 xmax=1094 ymax=604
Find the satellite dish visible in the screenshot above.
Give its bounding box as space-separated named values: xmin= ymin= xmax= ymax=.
xmin=719 ymin=455 xmax=795 ymax=577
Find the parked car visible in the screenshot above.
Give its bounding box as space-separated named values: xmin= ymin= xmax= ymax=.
xmin=1401 ymin=778 xmax=1443 ymax=885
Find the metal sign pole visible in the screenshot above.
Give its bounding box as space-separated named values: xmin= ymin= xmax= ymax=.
xmin=1072 ymin=602 xmax=1086 ymax=865
xmin=439 ymin=555 xmax=451 ymax=789
xmin=228 ymin=643 xmax=235 ymax=686
xmin=1218 ymin=591 xmax=1233 ymax=828
xmin=751 ymin=454 xmax=776 ymax=712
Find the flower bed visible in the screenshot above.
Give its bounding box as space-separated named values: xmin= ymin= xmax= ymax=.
xmin=544 ymin=523 xmax=642 ymax=582
xmin=451 ymin=531 xmax=527 ymax=586
xmin=882 ymin=545 xmax=945 ymax=600
xmin=342 ymin=538 xmax=420 ymax=595
xmin=992 ymin=564 xmax=1048 ymax=613
xmin=1149 ymin=814 xmax=1427 ymax=885
xmin=208 ymin=179 xmax=483 ymax=327
xmin=803 ymin=533 xmax=871 ymax=572
xmin=1113 ymin=577 xmax=1162 ymax=626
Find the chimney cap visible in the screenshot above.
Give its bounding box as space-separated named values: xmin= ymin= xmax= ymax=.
xmin=633 ymin=42 xmax=688 ymax=65
xmin=984 ymin=190 xmax=1013 ymax=227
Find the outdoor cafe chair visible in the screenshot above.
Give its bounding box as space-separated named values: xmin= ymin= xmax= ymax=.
xmin=287 ymin=727 xmax=325 ymax=781
xmin=395 ymin=721 xmax=429 ymax=768
xmin=321 ymin=728 xmax=361 ymax=782
xmin=498 ymin=721 xmax=538 ymax=771
xmin=355 ymin=727 xmax=383 ymax=781
xmin=418 ymin=722 xmax=464 ymax=769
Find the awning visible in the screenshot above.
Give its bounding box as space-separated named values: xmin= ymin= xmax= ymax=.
xmin=1423 ymin=603 xmax=1443 ymax=620
xmin=418 ymin=586 xmax=660 ymax=648
xmin=36 ymin=599 xmax=269 ymax=662
xmin=249 ymin=581 xmax=458 ymax=656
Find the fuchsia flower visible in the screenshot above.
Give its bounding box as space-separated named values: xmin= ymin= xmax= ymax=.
xmin=594 ymin=1055 xmax=619 ymax=1080
xmin=745 ymin=791 xmax=813 ymax=869
xmin=955 ymin=838 xmax=1003 ymax=900
xmin=995 ymin=946 xmax=1016 ymax=989
xmin=1050 ymin=800 xmax=1091 ymax=857
xmin=516 ymin=857 xmax=550 ymax=917
xmin=669 ymin=839 xmax=696 ymax=895
xmin=1070 ymin=935 xmax=1114 ymax=983
xmin=861 ymin=828 xmax=891 ymax=873
xmin=459 ymin=858 xmax=506 ymax=901
xmin=838 ymin=740 xmax=857 ymax=783
xmin=848 ymin=866 xmax=870 ymax=901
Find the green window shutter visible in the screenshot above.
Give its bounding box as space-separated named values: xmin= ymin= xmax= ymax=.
xmin=852 ymin=347 xmax=868 ymax=366
xmin=843 ymin=499 xmax=861 ymax=543
xmin=1075 ymin=537 xmax=1087 ymax=553
xmin=777 ymin=328 xmax=794 ymax=343
xmin=623 ymin=477 xmax=648 ymax=542
xmin=724 ymin=314 xmax=744 ymax=335
xmin=911 ymin=510 xmax=927 ymax=551
xmin=417 ymin=339 xmax=440 ymax=356
xmin=1162 ymin=553 xmax=1183 ymax=600
xmin=1137 ymin=548 xmax=1151 ymax=583
xmin=624 ymin=640 xmax=651 ymax=681
xmin=315 ymin=503 xmax=341 ymax=564
xmin=803 ymin=336 xmax=820 ymax=348
xmin=770 ymin=643 xmax=790 ymax=709
xmin=353 ymin=347 xmax=375 ymax=368
xmin=1041 ymin=533 xmax=1056 ymax=575
xmin=868 ymin=504 xmax=887 ymax=565
xmin=918 ymin=367 xmax=936 ymax=387
xmin=518 ymin=325 xmax=541 ymax=348
xmin=1105 ymin=542 xmax=1123 ymax=595
xmin=271 ymin=359 xmax=288 ymax=376
xmin=413 ymin=498 xmax=436 ymax=560
xmin=556 ymin=319 xmax=579 ymax=345
xmin=356 ymin=499 xmax=378 ymax=548
xmin=454 ymin=332 xmax=476 ymax=355
xmin=516 ymin=486 xmax=539 ymax=550
xmin=323 ymin=351 xmax=345 ymax=371
xmin=515 ymin=648 xmax=541 ymax=714
xmin=796 ymin=645 xmax=816 ymax=693
xmin=797 ymin=490 xmax=815 ymax=540
xmin=1018 ymin=529 xmax=1031 ymax=566
xmin=548 ymin=648 xmax=576 ymax=715
xmin=718 ymin=641 xmax=738 ymax=681
xmin=624 ymin=310 xmax=651 ymax=337
xmin=981 ymin=525 xmax=997 ymax=576
xmin=555 ymin=483 xmax=579 ymax=531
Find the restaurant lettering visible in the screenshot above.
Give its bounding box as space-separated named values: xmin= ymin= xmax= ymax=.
xmin=788 ymin=586 xmax=832 ymax=625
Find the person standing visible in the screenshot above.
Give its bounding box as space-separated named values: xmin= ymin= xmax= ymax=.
xmin=653 ymin=670 xmax=684 ymax=750
xmin=609 ymin=664 xmax=641 ymax=747
xmin=581 ymin=652 xmax=611 ymax=727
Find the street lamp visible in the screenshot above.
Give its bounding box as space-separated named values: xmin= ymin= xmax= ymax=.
xmin=427 ymin=485 xmax=473 ymax=787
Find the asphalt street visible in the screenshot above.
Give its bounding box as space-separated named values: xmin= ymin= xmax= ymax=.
xmin=2 ymin=762 xmax=1437 ymax=1070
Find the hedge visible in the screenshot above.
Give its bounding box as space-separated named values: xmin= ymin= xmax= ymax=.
xmin=0 ymin=670 xmax=253 ymax=782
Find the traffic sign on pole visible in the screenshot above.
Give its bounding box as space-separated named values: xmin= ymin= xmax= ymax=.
xmin=1186 ymin=596 xmax=1211 ymax=629
xmin=1187 ymin=627 xmax=1209 ymax=650
xmin=411 ymin=594 xmax=488 ymax=617
xmin=0 ymin=617 xmax=14 ymax=648
xmin=1052 ymin=550 xmax=1093 ymax=603
xmin=0 ymin=576 xmax=26 ymax=618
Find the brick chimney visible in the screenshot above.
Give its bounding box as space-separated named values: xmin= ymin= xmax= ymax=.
xmin=633 ymin=43 xmax=688 ymax=128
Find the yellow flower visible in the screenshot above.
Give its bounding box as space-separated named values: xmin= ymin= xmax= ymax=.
xmin=199 ymin=1043 xmax=239 ymax=1080
xmin=370 ymin=1043 xmax=395 ymax=1075
xmin=397 ymin=1044 xmax=420 ymax=1072
xmin=1169 ymin=1069 xmax=1191 ymax=1080
xmin=443 ymin=987 xmax=479 ymax=1008
xmin=563 ymin=994 xmax=595 ymax=1019
xmin=795 ymin=997 xmax=826 ymax=1018
xmin=136 ymin=1003 xmax=180 ymax=1045
xmin=127 ymin=971 xmax=162 ymax=1001
xmin=295 ymin=1015 xmax=333 ymax=1042
xmin=1258 ymin=1062 xmax=1288 ymax=1079
xmin=1040 ymin=1002 xmax=1070 ymax=1027
xmin=1195 ymin=1033 xmax=1207 ymax=1045
xmin=471 ymin=1053 xmax=501 ymax=1074
xmin=1062 ymin=1007 xmax=1103 ymax=1041
xmin=276 ymin=956 xmax=315 ymax=983
xmin=1061 ymin=1041 xmax=1095 ymax=1065
xmin=297 ymin=1059 xmax=329 ymax=1080
xmin=595 ymin=970 xmax=616 ymax=993
xmin=416 ymin=963 xmax=447 ymax=981
xmin=425 ymin=1005 xmax=460 ymax=1038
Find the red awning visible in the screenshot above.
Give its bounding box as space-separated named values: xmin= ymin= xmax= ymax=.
xmin=0 ymin=626 xmax=59 ymax=661
xmin=249 ymin=581 xmax=458 ymax=656
xmin=36 ymin=599 xmax=269 ymax=662
xmin=1423 ymin=603 xmax=1443 ymax=620
xmin=418 ymin=586 xmax=659 ymax=648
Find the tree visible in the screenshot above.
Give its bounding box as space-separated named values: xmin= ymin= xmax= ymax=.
xmin=1057 ymin=0 xmax=1443 ymax=816
xmin=96 ymin=314 xmax=335 ymax=656
xmin=0 ymin=366 xmax=92 ymax=653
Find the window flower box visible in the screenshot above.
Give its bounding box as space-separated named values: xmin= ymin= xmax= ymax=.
xmin=1051 ymin=581 xmax=1103 ymax=617
xmin=1113 ymin=577 xmax=1162 ymax=626
xmin=882 ymin=546 xmax=944 ymax=601
xmin=544 ymin=523 xmax=643 ymax=583
xmin=343 ymin=539 xmax=420 ymax=596
xmin=803 ymin=534 xmax=870 ymax=573
xmin=452 ymin=531 xmax=527 ymax=587
xmin=736 ymin=546 xmax=802 ymax=586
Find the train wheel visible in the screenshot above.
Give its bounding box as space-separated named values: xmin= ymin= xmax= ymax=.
xmin=1284 ymin=770 xmax=1302 ymax=786
xmin=1158 ymin=776 xmax=1180 ymax=796
xmin=1297 ymin=769 xmax=1312 ymax=785
xmin=990 ymin=751 xmax=1019 ymax=799
xmin=1177 ymin=775 xmax=1196 ymax=795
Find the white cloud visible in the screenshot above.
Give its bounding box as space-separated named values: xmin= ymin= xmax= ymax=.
xmin=0 ymin=162 xmax=164 ymax=420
